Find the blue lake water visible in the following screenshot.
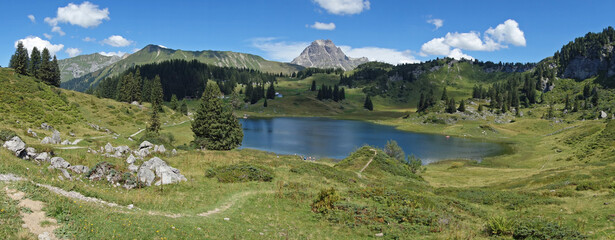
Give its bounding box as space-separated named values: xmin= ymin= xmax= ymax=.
xmin=239 ymin=117 xmax=506 ymax=164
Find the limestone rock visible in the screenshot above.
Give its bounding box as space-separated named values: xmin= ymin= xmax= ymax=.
xmin=51 ymin=130 xmax=61 ymax=144
xmin=171 ymin=149 xmax=177 ymax=156
xmin=105 ymin=142 xmax=114 ymax=153
xmin=61 ymin=140 xmax=71 ymax=145
xmin=40 ymin=137 xmax=53 ymax=144
xmin=3 ymin=136 xmax=26 ymax=158
xmin=139 ymin=141 xmax=154 ymax=150
xmin=126 ymin=154 xmax=136 ymax=164
xmin=40 ymin=123 xmax=53 ymax=130
xmin=291 ymin=39 xmax=368 ymax=71
xmin=128 ymin=164 xmax=139 ymax=172
xmin=114 ymin=145 xmax=131 ymax=154
xmin=25 ymin=147 xmax=37 ymax=159
xmin=137 ymin=157 xmax=186 ymax=186
xmin=88 ymin=162 xmax=114 ymax=181
xmin=60 ymin=168 xmax=72 ymax=180
xmin=156 ymin=145 xmax=166 ymax=154
xmin=34 ymin=152 xmax=50 ymax=162
xmin=68 ymin=165 xmax=90 ymax=174
xmin=50 ymin=157 xmax=70 ymax=169
xmin=27 ymin=128 xmax=37 ymax=138
xmin=131 ymin=101 xmax=140 ymax=106
xmin=600 ymin=111 xmax=607 ymax=118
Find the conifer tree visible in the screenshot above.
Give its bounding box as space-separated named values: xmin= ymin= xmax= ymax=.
xmin=151 ymin=75 xmax=163 ymax=112
xmin=310 ymin=80 xmax=316 ymax=91
xmin=417 ymin=93 xmax=425 ymax=113
xmin=29 ymin=47 xmax=41 ymax=78
xmin=131 ymin=69 xmax=142 ymax=102
xmin=564 ymin=94 xmax=570 ymax=111
xmin=263 ymin=97 xmax=268 ymax=107
xmin=170 ymin=94 xmax=179 ymax=110
xmin=10 ymin=42 xmax=29 ymax=75
xmin=478 ymin=104 xmax=483 ymax=112
xmin=191 ymin=82 xmax=243 ymax=150
xmin=333 ymin=85 xmax=339 ymax=102
xmin=457 ymin=99 xmax=466 ymax=112
xmin=52 ymin=55 xmax=60 ymax=87
xmin=180 ymin=100 xmax=188 ymax=115
xmin=339 ymin=88 xmax=345 ymax=101
xmin=266 ymin=83 xmax=276 ymax=99
xmin=572 ymin=99 xmax=579 ymax=112
xmin=39 ymin=48 xmax=54 ymax=85
xmin=446 ymin=99 xmax=456 ymax=113
xmin=441 ymin=87 xmax=448 ymax=102
xmin=364 ymin=95 xmax=373 ymax=111
xmin=147 ymin=100 xmax=161 ymax=134
xmin=591 ymin=88 xmax=599 ymax=107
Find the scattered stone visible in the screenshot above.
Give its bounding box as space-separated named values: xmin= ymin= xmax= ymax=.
xmin=105 ymin=143 xmax=114 ymax=153
xmin=87 ymin=162 xmax=114 ymax=181
xmin=105 ymin=170 xmax=121 ymax=184
xmin=171 ymin=149 xmax=177 ymax=156
xmin=40 ymin=123 xmax=53 ymax=130
xmin=40 ymin=137 xmax=52 ymax=144
xmin=51 ymin=130 xmax=61 ymax=144
xmin=61 ymin=140 xmax=71 ymax=145
xmin=25 ymin=147 xmax=38 ymax=159
xmin=135 ymin=148 xmax=150 ymax=159
xmin=68 ymin=165 xmax=89 ymax=174
xmin=139 ymin=141 xmax=154 ymax=150
xmin=375 ymin=233 xmax=384 ymax=237
xmin=127 ymin=204 xmax=134 ymax=209
xmin=131 ymin=101 xmax=140 ymax=106
xmin=114 ymin=145 xmax=131 ymax=154
xmin=156 ymin=145 xmax=166 ymax=154
xmin=34 ymin=152 xmax=50 ymax=162
xmin=0 ymin=173 xmax=24 ymax=182
xmin=69 ymin=132 xmax=75 ymax=137
xmin=600 ymin=111 xmax=608 ymax=119
xmin=60 ymin=169 xmax=72 ymax=180
xmin=128 ymin=164 xmax=139 ymax=172
xmin=50 ymin=157 xmax=70 ymax=169
xmin=126 ymin=154 xmax=136 ymax=164
xmin=3 ymin=136 xmax=26 ymax=158
xmin=27 ymin=128 xmax=38 ymax=138
xmin=224 ymin=218 xmax=230 ymax=221
xmin=137 ymin=157 xmax=186 ymax=186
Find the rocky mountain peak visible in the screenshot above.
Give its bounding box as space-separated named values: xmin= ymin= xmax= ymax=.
xmin=291 ymin=39 xmax=368 ymax=71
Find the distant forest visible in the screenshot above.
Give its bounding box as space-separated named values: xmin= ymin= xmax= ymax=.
xmin=94 ymin=59 xmax=279 ymax=102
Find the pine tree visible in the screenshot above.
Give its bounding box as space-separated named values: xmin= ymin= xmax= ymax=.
xmin=52 ymin=55 xmax=60 ymax=87
xmin=151 ymin=75 xmax=163 ymax=112
xmin=572 ymin=99 xmax=579 ymax=112
xmin=170 ymin=94 xmax=179 ymax=110
xmin=364 ymin=95 xmax=373 ymax=111
xmin=263 ymin=97 xmax=268 ymax=107
xmin=131 ymin=69 xmax=142 ymax=102
xmin=333 ymin=85 xmax=339 ymax=102
xmin=441 ymin=87 xmax=448 ymax=102
xmin=266 ymin=83 xmax=276 ymax=99
xmin=180 ymin=100 xmax=188 ymax=115
xmin=417 ymin=93 xmax=425 ymax=112
xmin=564 ymin=94 xmax=570 ymax=111
xmin=478 ymin=104 xmax=483 ymax=112
xmin=10 ymin=42 xmax=29 ymax=75
xmin=147 ymin=100 xmax=161 ymax=134
xmin=310 ymin=80 xmax=316 ymax=91
xmin=39 ymin=48 xmax=54 ymax=85
xmin=339 ymin=88 xmax=345 ymax=101
xmin=29 ymin=47 xmax=41 ymax=78
xmin=244 ymin=84 xmax=253 ymax=103
xmin=457 ymin=99 xmax=465 ymax=112
xmin=446 ymin=99 xmax=456 ymax=113
xmin=191 ymin=82 xmax=243 ymax=150
xmin=591 ymin=88 xmax=599 ymax=107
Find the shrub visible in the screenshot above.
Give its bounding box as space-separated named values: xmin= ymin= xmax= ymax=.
xmin=0 ymin=129 xmax=17 ymax=141
xmin=311 ymin=187 xmax=340 ymax=214
xmin=513 ymin=219 xmax=585 ymax=239
xmin=384 ymin=140 xmax=405 ymax=163
xmin=138 ymin=132 xmax=175 ymax=147
xmin=485 ymin=216 xmax=515 ymax=236
xmin=205 ymin=163 xmax=274 ymax=183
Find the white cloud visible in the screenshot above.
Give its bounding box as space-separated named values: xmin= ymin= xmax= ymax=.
xmin=447 ymin=48 xmax=474 ymax=61
xmin=99 ymin=51 xmax=126 ymax=57
xmin=43 ymin=33 xmax=52 ymax=39
xmin=251 ymin=38 xmax=309 ymax=62
xmin=82 ymin=37 xmax=95 ymax=42
xmin=65 ymin=48 xmax=82 ymax=57
xmin=485 ymin=19 xmax=526 ymax=46
xmin=15 ymin=36 xmax=64 ymax=57
xmin=313 ymin=0 xmax=370 ymax=15
xmin=51 ymin=26 xmax=65 ymax=36
xmin=45 ymin=1 xmax=109 ymax=29
xmin=427 ymin=18 xmax=443 ymax=30
xmin=28 ymin=14 xmax=35 ymax=23
xmin=310 ymin=21 xmax=336 ymax=31
xmin=339 ymin=46 xmax=419 ymax=64
xmin=102 ymin=35 xmax=132 ymax=47
xmin=420 ymin=19 xmax=526 ymax=58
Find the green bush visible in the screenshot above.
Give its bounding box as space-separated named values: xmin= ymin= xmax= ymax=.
xmin=513 ymin=219 xmax=585 ymax=239
xmin=311 ymin=187 xmax=340 ymax=214
xmin=485 ymin=216 xmax=515 ymax=236
xmin=139 ymin=132 xmax=175 ymax=147
xmin=0 ymin=129 xmax=17 ymax=141
xmin=205 ymin=163 xmax=274 ymax=183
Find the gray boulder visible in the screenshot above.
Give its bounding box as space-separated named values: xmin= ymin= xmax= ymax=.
xmin=34 ymin=152 xmax=50 ymax=162
xmin=114 ymin=145 xmax=131 ymax=154
xmin=155 ymin=145 xmax=166 ymax=154
xmin=61 ymin=140 xmax=71 ymax=145
xmin=126 ymin=154 xmax=136 ymax=164
xmin=3 ymin=136 xmax=26 ymax=158
xmin=40 ymin=123 xmax=53 ymax=130
xmin=135 ymin=148 xmax=150 ymax=158
xmin=25 ymin=147 xmax=37 ymax=159
xmin=137 ymin=167 xmax=156 ymax=186
xmin=171 ymin=149 xmax=177 ymax=156
xmin=137 ymin=157 xmax=187 ymax=186
xmin=128 ymin=164 xmax=139 ymax=172
xmin=60 ymin=169 xmax=72 ymax=180
xmin=600 ymin=111 xmax=608 ymax=119
xmin=68 ymin=165 xmax=90 ymax=174
xmin=104 ymin=142 xmax=114 ymax=153
xmin=139 ymin=141 xmax=154 ymax=150
xmin=51 ymin=130 xmax=61 ymax=144
xmin=105 ymin=170 xmax=121 ymax=184
xmin=131 ymin=101 xmax=140 ymax=106
xmin=27 ymin=128 xmax=37 ymax=138
xmin=50 ymin=157 xmax=70 ymax=169
xmin=40 ymin=137 xmax=53 ymax=144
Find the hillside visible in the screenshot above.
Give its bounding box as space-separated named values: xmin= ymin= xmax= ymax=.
xmin=58 ymin=53 xmax=123 ymax=83
xmin=61 ymin=45 xmax=304 ymax=92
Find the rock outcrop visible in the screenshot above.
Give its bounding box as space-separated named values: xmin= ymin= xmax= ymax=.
xmin=137 ymin=157 xmax=187 ymax=186
xmin=2 ymin=136 xmax=26 ymax=158
xmin=291 ymin=39 xmax=368 ymax=71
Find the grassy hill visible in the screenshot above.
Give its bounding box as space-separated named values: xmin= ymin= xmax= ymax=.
xmin=61 ymin=45 xmax=304 ymax=92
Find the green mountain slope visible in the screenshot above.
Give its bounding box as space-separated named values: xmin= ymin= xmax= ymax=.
xmin=58 ymin=53 xmax=123 ymax=83
xmin=61 ymin=45 xmax=304 ymax=92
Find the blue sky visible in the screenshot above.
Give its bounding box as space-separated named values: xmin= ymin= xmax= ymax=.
xmin=1 ymin=0 xmax=613 ymax=67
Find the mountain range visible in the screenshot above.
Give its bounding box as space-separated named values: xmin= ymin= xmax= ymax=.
xmin=58 ymin=53 xmax=124 ymax=83
xmin=61 ymin=45 xmax=304 ymax=91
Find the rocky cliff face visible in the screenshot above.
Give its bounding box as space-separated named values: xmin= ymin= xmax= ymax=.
xmin=58 ymin=53 xmax=123 ymax=83
xmin=291 ymin=39 xmax=368 ymax=71
xmin=562 ymin=45 xmax=615 ymax=80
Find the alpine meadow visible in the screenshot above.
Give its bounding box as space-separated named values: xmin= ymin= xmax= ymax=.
xmin=1 ymin=1 xmax=615 ymax=239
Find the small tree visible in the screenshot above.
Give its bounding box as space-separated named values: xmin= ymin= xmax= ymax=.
xmin=310 ymin=80 xmax=316 ymax=91
xmin=564 ymin=94 xmax=570 ymax=111
xmin=10 ymin=41 xmax=29 ymax=75
xmin=407 ymin=154 xmax=423 ymax=174
xmin=29 ymin=47 xmax=41 ymax=78
xmin=457 ymin=99 xmax=466 ymax=112
xmin=147 ymin=101 xmax=161 ymax=134
xmin=446 ymin=99 xmax=456 ymax=113
xmin=263 ymin=98 xmax=268 ymax=107
xmin=478 ymin=104 xmax=483 ymax=112
xmin=180 ymin=100 xmax=188 ymax=115
xmin=170 ymin=94 xmax=179 ymax=110
xmin=52 ymin=55 xmax=61 ymax=87
xmin=441 ymin=86 xmax=448 ymax=101
xmin=151 ymin=75 xmax=163 ymax=112
xmin=384 ymin=140 xmax=405 ymax=163
xmin=266 ymin=83 xmax=276 ymax=99
xmin=364 ymin=95 xmax=373 ymax=111
xmin=572 ymin=99 xmax=579 ymax=113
